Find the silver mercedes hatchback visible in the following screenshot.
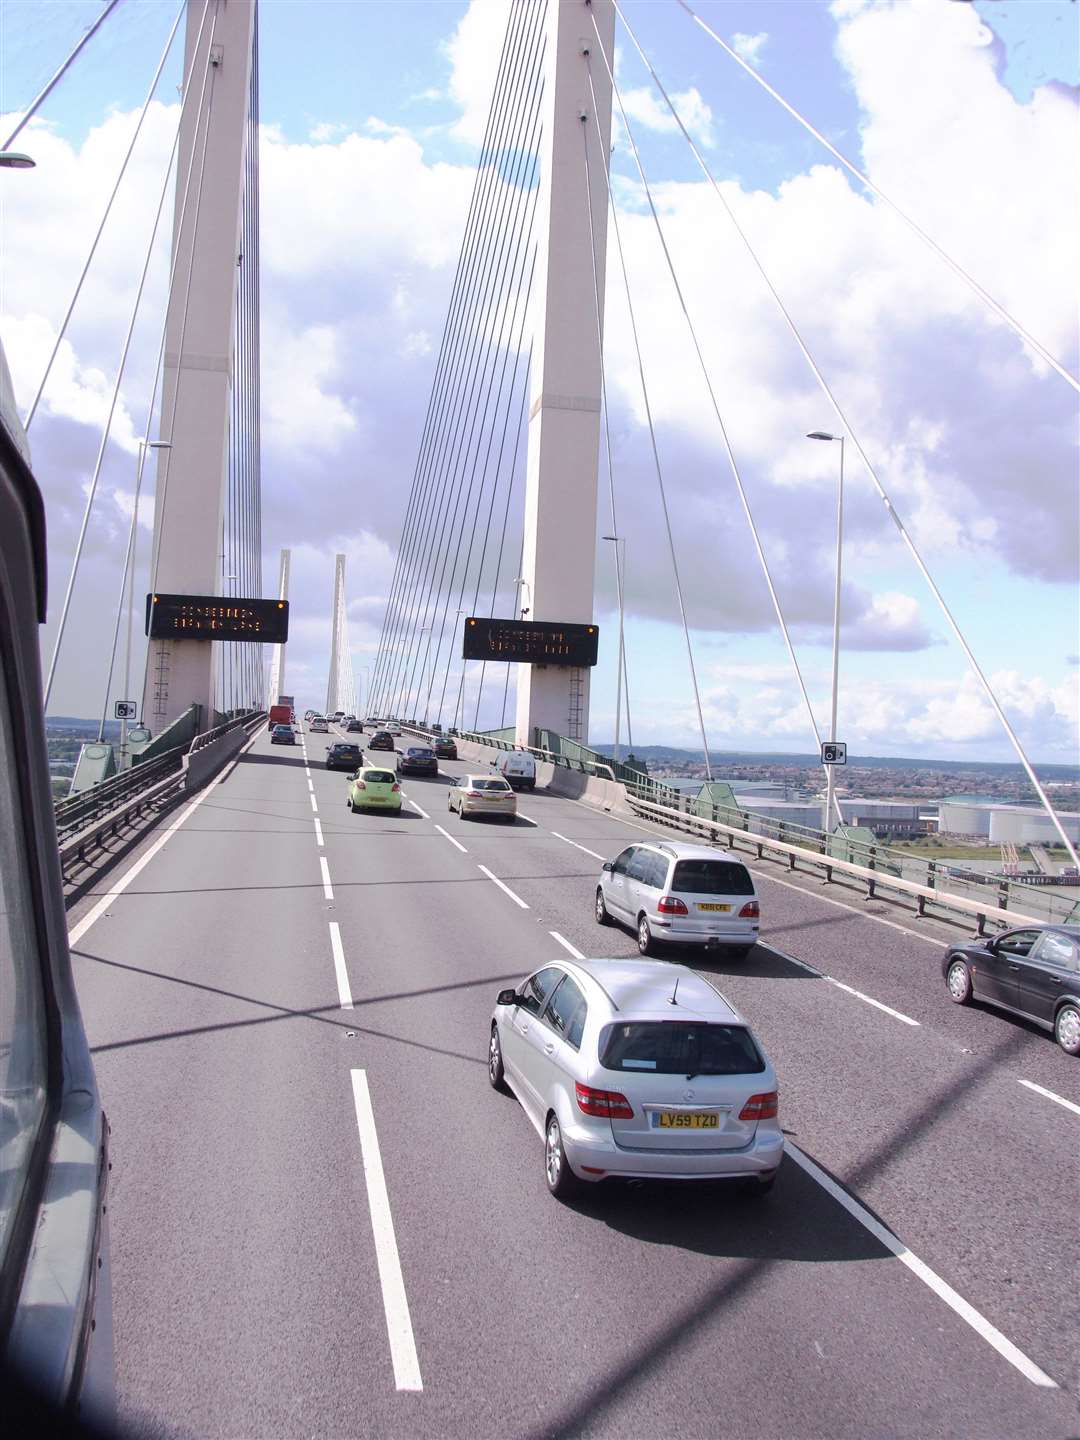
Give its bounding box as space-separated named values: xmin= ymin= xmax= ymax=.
xmin=488 ymin=958 xmax=783 ymax=1201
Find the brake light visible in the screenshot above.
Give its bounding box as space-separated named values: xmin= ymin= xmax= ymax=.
xmin=657 ymin=895 xmax=688 ymax=915
xmin=739 ymin=900 xmax=760 ymax=919
xmin=391 ymin=783 xmax=401 ymax=792
xmin=354 ymin=781 xmax=366 ymax=790
xmin=575 ymin=1082 xmax=634 ymax=1120
xmin=465 ymin=789 xmax=482 ymax=797
xmin=739 ymin=1091 xmax=778 ymax=1120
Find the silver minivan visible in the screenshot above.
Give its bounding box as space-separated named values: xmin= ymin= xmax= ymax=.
xmin=596 ymin=841 xmax=760 ymax=957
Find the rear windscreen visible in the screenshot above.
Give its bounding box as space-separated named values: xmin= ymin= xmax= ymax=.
xmin=365 ymin=771 xmax=394 ymax=784
xmin=336 ymin=746 xmax=360 ymax=758
xmin=671 ymin=860 xmax=754 ymax=896
xmin=600 ymin=1022 xmax=764 ymax=1075
xmin=408 ymin=748 xmax=433 ymax=757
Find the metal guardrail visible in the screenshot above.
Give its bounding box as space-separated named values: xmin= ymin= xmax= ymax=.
xmin=57 ymin=709 xmax=263 ymax=877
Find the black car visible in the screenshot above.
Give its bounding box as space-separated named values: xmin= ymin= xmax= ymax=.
xmin=943 ymin=924 xmax=1080 ymax=1054
xmin=326 ymin=742 xmax=363 ymax=772
xmin=397 ymin=745 xmax=438 ymax=776
xmin=367 ymin=729 xmax=395 ymax=751
xmin=270 ymin=723 xmax=296 ymax=745
xmin=434 ymin=736 xmax=458 ymax=760
xmin=346 ymin=718 xmax=364 ymax=733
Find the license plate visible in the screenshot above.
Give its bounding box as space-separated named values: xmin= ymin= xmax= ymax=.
xmin=650 ymin=1111 xmax=719 ymax=1129
xmin=697 ymin=902 xmax=732 ymax=912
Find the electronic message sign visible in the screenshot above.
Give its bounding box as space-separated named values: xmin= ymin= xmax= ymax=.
xmin=461 ymin=616 xmax=598 ymax=667
xmin=145 ymin=593 xmax=289 ymax=644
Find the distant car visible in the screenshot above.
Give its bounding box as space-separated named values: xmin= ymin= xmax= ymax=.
xmin=386 ymin=723 xmax=402 ymax=738
xmin=347 ymin=766 xmax=402 ymax=814
xmin=943 ymin=924 xmax=1080 ymax=1054
xmin=326 ymin=741 xmax=363 ymax=772
xmin=309 ymin=716 xmax=328 ymax=734
xmin=398 ymin=745 xmax=438 ymax=777
xmin=448 ymin=775 xmax=516 ymax=821
xmin=434 ymin=736 xmax=458 ymax=760
xmin=596 ymin=842 xmax=759 ymax=958
xmin=489 ymin=958 xmax=783 ymax=1200
xmin=367 ymin=729 xmax=395 ymax=752
xmin=270 ymin=723 xmax=296 ymax=746
xmin=346 ymin=718 xmax=364 ymax=733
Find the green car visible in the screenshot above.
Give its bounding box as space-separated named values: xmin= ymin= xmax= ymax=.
xmin=347 ymin=765 xmax=402 ymax=814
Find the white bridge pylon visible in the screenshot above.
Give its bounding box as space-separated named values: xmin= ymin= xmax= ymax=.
xmin=266 ymin=548 xmax=289 ymax=708
xmin=326 ymin=553 xmax=356 ymax=717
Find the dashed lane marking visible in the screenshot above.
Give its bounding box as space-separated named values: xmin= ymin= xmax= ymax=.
xmin=434 ymin=824 xmax=467 ymax=853
xmin=478 ymin=864 xmax=529 ymax=909
xmin=550 ymin=931 xmax=584 ymax=959
xmin=760 ymin=944 xmax=920 ymax=1027
xmin=310 ymin=793 xmax=319 ymax=813
xmin=787 ymin=1143 xmax=1057 ymax=1388
xmin=329 ymin=921 xmax=353 ymax=1009
xmin=314 ymin=818 xmax=325 ymax=847
xmin=1017 ymin=1077 xmax=1080 ymax=1118
xmin=320 ymin=856 xmax=334 ymax=900
xmin=405 ymin=796 xmax=430 ymax=820
xmin=350 ymin=1070 xmax=423 ymax=1392
xmin=549 ymin=830 xmax=607 ymax=862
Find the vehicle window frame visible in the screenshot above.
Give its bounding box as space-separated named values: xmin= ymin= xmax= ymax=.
xmin=518 ymin=966 xmax=562 ymax=1018
xmin=1030 ymin=932 xmax=1078 ymax=971
xmin=542 ymin=974 xmax=587 ymax=1050
xmin=612 ymin=847 xmax=637 ymax=877
xmin=997 ymin=929 xmax=1041 ymax=957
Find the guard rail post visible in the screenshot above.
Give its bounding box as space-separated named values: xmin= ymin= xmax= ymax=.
xmin=867 ymin=845 xmax=878 ymax=899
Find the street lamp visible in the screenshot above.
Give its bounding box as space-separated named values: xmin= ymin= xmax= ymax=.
xmin=807 ymin=430 xmax=845 ymax=833
xmin=0 ymin=152 xmax=35 ymax=169
xmin=512 ymin=576 xmax=531 ymax=618
xmin=601 ymin=534 xmax=627 ymax=768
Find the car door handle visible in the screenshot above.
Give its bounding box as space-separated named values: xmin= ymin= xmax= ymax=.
xmin=519 ymin=1023 xmax=530 ymax=1034
xmin=1008 ymin=964 xmax=1020 ymax=972
xmin=544 ymin=1044 xmax=555 ymax=1055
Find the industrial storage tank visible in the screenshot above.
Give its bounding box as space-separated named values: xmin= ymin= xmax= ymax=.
xmin=939 ymin=801 xmax=992 ymax=837
xmin=988 ymin=806 xmax=1080 ymax=845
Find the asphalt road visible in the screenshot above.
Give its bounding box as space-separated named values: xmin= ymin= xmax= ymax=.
xmin=67 ymin=724 xmax=1080 ymax=1439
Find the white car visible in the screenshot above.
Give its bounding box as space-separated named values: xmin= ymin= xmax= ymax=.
xmin=489 ymin=958 xmax=782 ymax=1200
xmin=309 ymin=715 xmax=328 ymax=734
xmin=596 ymin=841 xmax=760 ymax=958
xmin=448 ymin=775 xmax=516 ymax=821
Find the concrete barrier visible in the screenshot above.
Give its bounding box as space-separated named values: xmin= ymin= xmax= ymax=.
xmin=182 ymin=723 xmax=252 ymax=791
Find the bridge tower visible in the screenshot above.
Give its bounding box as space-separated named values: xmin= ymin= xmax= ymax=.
xmin=514 ymin=0 xmax=615 ymax=747
xmin=265 ymin=548 xmax=289 ymax=708
xmin=326 ymin=554 xmax=350 ymax=716
xmin=142 ymin=0 xmax=258 ymax=731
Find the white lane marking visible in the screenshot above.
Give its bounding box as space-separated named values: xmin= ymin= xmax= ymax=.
xmin=516 ymin=812 xmax=538 ymax=826
xmin=350 ymin=1070 xmax=423 ymax=1392
xmin=408 ymin=798 xmax=430 ymax=820
xmin=314 ymin=818 xmax=324 ymax=847
xmin=434 ymin=823 xmax=467 ymax=853
xmin=329 ymin=921 xmax=353 ymax=1009
xmin=550 ymin=931 xmax=584 ymax=959
xmin=549 ymin=830 xmax=607 ymax=862
xmin=305 ymin=767 xmax=311 ymax=778
xmin=478 ymin=864 xmax=530 ymax=909
xmin=307 ymin=778 xmax=314 ymax=792
xmin=787 ymin=1143 xmax=1058 ymax=1388
xmin=67 ymin=727 xmax=258 ymax=947
xmin=580 ymin=802 xmax=946 ymax=947
xmin=310 ymin=793 xmax=319 ymax=813
xmin=320 ymin=856 xmax=334 ymax=901
xmin=1017 ymin=1077 xmax=1080 ymax=1118
xmin=760 ymin=944 xmax=920 ymax=1026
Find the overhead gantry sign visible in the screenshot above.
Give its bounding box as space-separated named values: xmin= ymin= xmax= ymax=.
xmin=462 ymin=616 xmax=598 ymax=667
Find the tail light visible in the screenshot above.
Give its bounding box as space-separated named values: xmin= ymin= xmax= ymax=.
xmin=391 ymin=783 xmax=401 ymax=792
xmin=354 ymin=781 xmax=367 ymax=790
xmin=575 ymin=1082 xmax=634 ymax=1120
xmin=739 ymin=1091 xmax=778 ymax=1120
xmin=657 ymin=895 xmax=688 ymax=915
xmin=739 ymin=900 xmax=760 ymax=919
xmin=465 ymin=789 xmax=482 ymax=797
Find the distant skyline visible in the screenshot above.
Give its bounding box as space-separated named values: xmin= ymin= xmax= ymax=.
xmin=2 ymin=0 xmax=1077 ymax=763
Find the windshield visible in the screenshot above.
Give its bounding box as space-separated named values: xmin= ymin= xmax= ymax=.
xmin=600 ymin=1022 xmax=765 ymax=1076
xmin=670 ymin=860 xmax=754 ymax=896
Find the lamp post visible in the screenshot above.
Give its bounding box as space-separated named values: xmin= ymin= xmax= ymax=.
xmin=601 ymin=534 xmax=626 ymax=767
xmin=807 ymin=430 xmax=845 ymax=832
xmin=0 ymin=152 xmax=35 ymax=169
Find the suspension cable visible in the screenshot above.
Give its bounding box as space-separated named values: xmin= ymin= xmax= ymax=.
xmin=584 ymin=46 xmax=714 ymax=781
xmin=616 ymin=3 xmax=1079 ymax=861
xmin=2 ymin=0 xmax=123 ymax=150
xmin=23 ymin=1 xmax=188 ymax=431
xmin=672 ymin=0 xmax=1078 ymax=396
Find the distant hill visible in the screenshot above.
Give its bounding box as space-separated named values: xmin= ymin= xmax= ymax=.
xmin=593 ymin=744 xmax=1079 ymax=781
xmin=46 ymin=716 xmax=122 ymax=737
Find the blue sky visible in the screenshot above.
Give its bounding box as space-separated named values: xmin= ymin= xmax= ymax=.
xmin=1 ymin=0 xmax=1077 ymax=762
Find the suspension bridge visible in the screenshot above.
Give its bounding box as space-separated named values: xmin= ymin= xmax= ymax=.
xmin=1 ymin=2 xmax=1078 ymax=1436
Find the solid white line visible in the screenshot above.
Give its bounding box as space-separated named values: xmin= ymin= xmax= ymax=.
xmin=1017 ymin=1077 xmax=1080 ymax=1118
xmin=826 ymin=978 xmax=920 ymax=1026
xmin=328 ymin=921 xmax=353 ymax=1009
xmin=320 ymin=856 xmax=334 ymax=901
xmin=550 ymin=931 xmax=584 ymax=959
xmin=759 ymin=943 xmax=919 ymax=1025
xmin=787 ymin=1144 xmax=1057 ymax=1388
xmin=310 ymin=793 xmax=319 ymax=813
xmin=67 ymin=728 xmax=258 ymax=948
xmin=478 ymin=864 xmax=529 ymax=909
xmin=549 ymin=830 xmax=607 ymax=862
xmin=350 ymin=1070 xmax=423 ymax=1392
xmin=434 ymin=823 xmax=467 ymax=853
xmin=314 ymin=818 xmax=324 ymax=847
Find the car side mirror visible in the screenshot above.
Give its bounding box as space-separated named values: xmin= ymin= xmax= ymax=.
xmin=496 ymin=989 xmax=518 ymax=1006
xmin=985 ymin=937 xmax=997 ymax=953
xmin=602 ymin=861 xmax=614 ymax=872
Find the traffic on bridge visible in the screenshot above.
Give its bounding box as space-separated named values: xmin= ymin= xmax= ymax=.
xmin=1 ymin=1 xmax=1077 ymax=1437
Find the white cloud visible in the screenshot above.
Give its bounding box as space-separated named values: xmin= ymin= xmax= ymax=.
xmin=619 ymin=85 xmax=717 ymax=149
xmin=442 ymin=0 xmax=509 ymax=147
xmin=732 ymin=32 xmax=769 ymax=68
